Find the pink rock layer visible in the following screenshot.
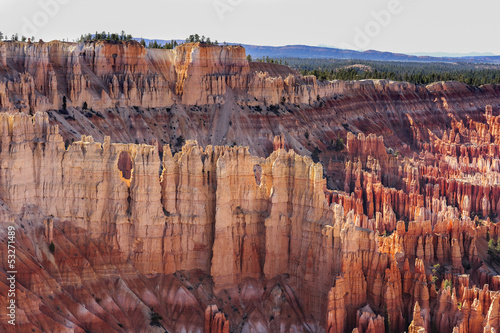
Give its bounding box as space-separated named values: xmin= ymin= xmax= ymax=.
xmin=0 ymin=42 xmax=500 ymax=332
xmin=0 ymin=110 xmax=498 ymax=332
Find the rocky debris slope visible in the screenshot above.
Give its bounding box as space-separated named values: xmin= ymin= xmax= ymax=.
xmin=1 ymin=42 xmax=500 ymax=332
xmin=0 ymin=110 xmax=500 ymax=332
xmin=0 ymin=112 xmax=330 ymax=332
xmin=2 ymin=41 xmax=500 ymax=163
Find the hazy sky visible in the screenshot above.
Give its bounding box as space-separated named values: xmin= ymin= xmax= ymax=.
xmin=1 ymin=0 xmax=499 ymax=55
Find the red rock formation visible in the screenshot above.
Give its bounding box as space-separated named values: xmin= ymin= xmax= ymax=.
xmin=0 ymin=40 xmax=328 ymax=113
xmin=408 ymin=302 xmax=427 ymax=333
xmin=204 ymin=305 xmax=230 ymax=333
xmin=327 ymin=276 xmax=348 ymax=333
xmin=356 ymin=304 xmax=385 ymax=333
xmin=1 ymin=43 xmax=500 ymax=332
xmin=2 ymin=40 xmax=500 ymax=164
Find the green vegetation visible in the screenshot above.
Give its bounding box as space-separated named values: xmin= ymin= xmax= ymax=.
xmin=487 ymin=237 xmax=500 ymax=265
xmin=385 ymin=311 xmax=391 ymax=333
xmin=149 ymin=308 xmax=163 ymax=328
xmin=138 ymin=34 xmax=222 ymax=50
xmin=78 ymin=31 xmax=133 ymax=42
xmin=255 ymin=56 xmax=288 ymax=66
xmin=332 ymin=138 xmax=344 ymax=152
xmin=443 ymin=279 xmax=453 ymax=290
xmin=431 ymin=263 xmax=441 ymax=284
xmin=144 ymin=39 xmax=179 ymax=49
xmin=261 ymin=57 xmax=500 ymax=87
xmin=0 ymin=32 xmax=35 ymax=42
xmin=185 ymin=34 xmax=218 ymax=45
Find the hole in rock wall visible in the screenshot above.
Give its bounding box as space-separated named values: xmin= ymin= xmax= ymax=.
xmin=117 ymin=151 xmax=133 ymax=180
xmin=253 ymin=164 xmax=262 ymax=186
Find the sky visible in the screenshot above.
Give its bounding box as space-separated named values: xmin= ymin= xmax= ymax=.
xmin=1 ymin=0 xmax=499 ymax=55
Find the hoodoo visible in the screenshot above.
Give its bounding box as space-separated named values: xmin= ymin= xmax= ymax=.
xmin=0 ymin=41 xmax=500 ymax=332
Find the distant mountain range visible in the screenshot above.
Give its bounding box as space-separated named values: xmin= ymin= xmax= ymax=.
xmin=409 ymin=52 xmax=496 ymax=58
xmin=241 ymin=45 xmax=500 ymax=64
xmin=136 ymin=39 xmax=500 ymax=64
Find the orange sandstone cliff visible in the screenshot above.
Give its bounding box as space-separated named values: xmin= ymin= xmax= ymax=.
xmin=0 ymin=41 xmax=500 ymax=333
xmin=2 ymin=41 xmax=500 ymax=161
xmin=0 ymin=110 xmax=499 ymax=332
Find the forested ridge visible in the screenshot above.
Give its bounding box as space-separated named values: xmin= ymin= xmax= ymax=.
xmin=255 ymin=57 xmax=500 ymax=86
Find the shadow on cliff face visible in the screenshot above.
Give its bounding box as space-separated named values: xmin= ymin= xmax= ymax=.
xmin=117 ymin=151 xmax=133 ymax=180
xmin=3 ymin=215 xmax=323 ymax=333
xmin=253 ymin=164 xmax=262 ymax=186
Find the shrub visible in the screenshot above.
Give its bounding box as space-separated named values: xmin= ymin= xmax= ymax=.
xmin=311 ymin=147 xmax=321 ymax=163
xmin=176 ymin=135 xmax=185 ymax=147
xmin=49 ymin=241 xmax=55 ymax=254
xmin=149 ymin=308 xmax=163 ymax=327
xmin=443 ymin=279 xmax=452 ymax=290
xmin=334 ymin=138 xmax=345 ymax=151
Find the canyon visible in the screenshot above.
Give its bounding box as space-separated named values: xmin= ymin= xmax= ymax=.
xmin=0 ymin=40 xmax=499 ymax=332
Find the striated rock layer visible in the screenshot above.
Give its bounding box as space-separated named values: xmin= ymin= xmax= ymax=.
xmin=1 ymin=42 xmax=500 ymax=333
xmin=0 ymin=110 xmax=499 ymax=333
xmin=0 ymin=40 xmax=320 ymax=112
xmin=2 ymin=41 xmax=500 ymax=163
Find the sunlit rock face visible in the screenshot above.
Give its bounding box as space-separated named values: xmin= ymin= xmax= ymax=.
xmin=1 ymin=41 xmax=500 ymax=333
xmin=0 ymin=40 xmax=319 ymax=112
xmin=3 ymin=40 xmax=500 ymax=161
xmin=1 ymin=109 xmax=500 ymax=333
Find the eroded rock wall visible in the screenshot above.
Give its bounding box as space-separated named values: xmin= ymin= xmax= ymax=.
xmin=1 ymin=83 xmax=500 ymax=332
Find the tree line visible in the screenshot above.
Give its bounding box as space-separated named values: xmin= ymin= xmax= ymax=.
xmin=140 ymin=39 xmax=180 ymax=49
xmin=271 ymin=57 xmax=500 ymax=87
xmin=185 ymin=34 xmax=219 ymax=45
xmin=0 ymin=31 xmax=227 ymax=52
xmin=0 ymin=32 xmax=36 ymax=42
xmin=254 ymin=56 xmax=289 ymax=66
xmin=144 ymin=35 xmax=222 ymax=49
xmin=78 ymin=31 xmax=133 ymax=42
